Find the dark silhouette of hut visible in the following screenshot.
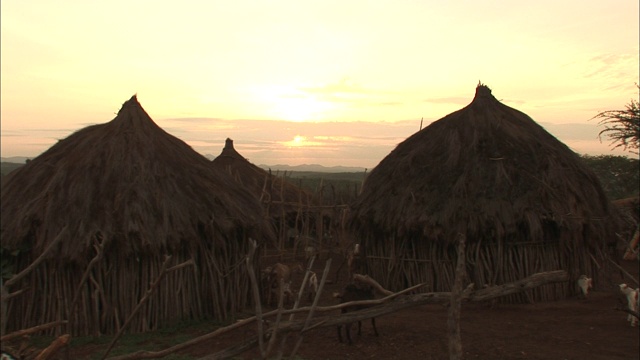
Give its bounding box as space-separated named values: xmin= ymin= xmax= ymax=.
xmin=0 ymin=96 xmax=269 ymax=335
xmin=212 ymin=139 xmax=321 ymax=251
xmin=349 ymin=84 xmax=616 ymax=302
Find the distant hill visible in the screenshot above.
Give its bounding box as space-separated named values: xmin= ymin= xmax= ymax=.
xmin=257 ymin=164 xmax=367 ymax=173
xmin=1 ymin=156 xmax=31 ymax=163
xmin=193 ymin=154 xmax=366 ymax=173
xmin=1 ymin=160 xmax=366 ymax=178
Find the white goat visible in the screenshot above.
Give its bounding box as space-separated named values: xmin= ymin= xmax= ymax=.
xmin=618 ymin=283 xmax=639 ymax=326
xmin=577 ymin=275 xmax=593 ymax=299
xmin=304 ymin=246 xmax=317 ymax=261
xmin=264 ymin=263 xmax=302 ymax=306
xmin=307 ymin=271 xmax=318 ymax=301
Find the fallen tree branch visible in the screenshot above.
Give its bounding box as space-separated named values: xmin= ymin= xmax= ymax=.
xmin=34 ymin=334 xmax=70 ymax=360
xmin=1 ymin=321 xmax=68 ymax=342
xmin=108 ymin=270 xmax=569 ymax=360
xmin=468 ymin=270 xmax=569 ymax=301
xmin=606 ymin=257 xmax=639 ymax=286
xmin=353 ymin=274 xmax=394 ymax=296
xmin=614 ymin=307 xmax=640 ymax=319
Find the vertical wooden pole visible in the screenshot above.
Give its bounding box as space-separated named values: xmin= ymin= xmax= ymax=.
xmin=448 ymin=234 xmax=466 ymax=360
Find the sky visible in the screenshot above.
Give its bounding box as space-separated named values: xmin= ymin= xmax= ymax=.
xmin=1 ymin=1 xmax=638 ymax=168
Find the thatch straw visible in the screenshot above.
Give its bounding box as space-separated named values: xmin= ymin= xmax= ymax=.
xmin=212 ymin=138 xmax=331 ymax=251
xmin=0 ymin=95 xmax=271 ymax=334
xmin=351 ymin=84 xmax=614 ymax=246
xmin=212 ymin=138 xmax=314 ymax=209
xmin=349 ymin=84 xmax=617 ymax=300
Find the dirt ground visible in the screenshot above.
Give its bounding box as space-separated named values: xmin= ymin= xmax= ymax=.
xmin=4 ymin=254 xmax=639 ymax=360
xmin=186 ymin=256 xmax=639 ymax=360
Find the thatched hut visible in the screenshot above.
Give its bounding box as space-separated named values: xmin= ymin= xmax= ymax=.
xmin=0 ymin=96 xmax=269 ymax=335
xmin=212 ymin=139 xmax=324 ymax=252
xmin=349 ymin=85 xmax=617 ymax=302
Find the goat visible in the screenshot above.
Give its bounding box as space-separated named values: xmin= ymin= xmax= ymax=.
xmin=304 ymin=245 xmax=317 ymax=261
xmin=263 ymin=263 xmax=302 ymax=306
xmin=576 ymin=275 xmax=593 ymax=299
xmin=307 ymin=271 xmax=318 ymax=302
xmin=335 ymin=283 xmax=379 ymax=344
xmin=619 ymin=283 xmax=639 ymax=326
xmin=1 ymin=351 xmax=17 ymax=360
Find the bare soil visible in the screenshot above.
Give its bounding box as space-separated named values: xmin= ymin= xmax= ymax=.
xmin=187 ymin=258 xmax=639 ymax=360
xmin=4 ymin=255 xmax=639 ymax=360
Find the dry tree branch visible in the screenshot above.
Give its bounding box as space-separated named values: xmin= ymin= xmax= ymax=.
xmin=68 ymin=234 xmax=107 ymax=333
xmin=101 ymin=256 xmax=194 ymax=360
xmin=108 ymin=271 xmax=567 ymax=360
xmin=288 ymin=258 xmax=332 ymax=358
xmin=274 ymin=255 xmax=314 ymax=358
xmin=606 ymin=257 xmax=639 ymax=286
xmin=245 ymin=238 xmax=265 ymax=355
xmin=34 ymin=334 xmax=71 ymax=360
xmin=2 ymin=226 xmax=68 ymax=335
xmin=1 ymin=321 xmax=68 ymax=342
xmin=448 ymin=234 xmax=466 ymax=360
xmin=4 ymin=226 xmax=68 ymax=289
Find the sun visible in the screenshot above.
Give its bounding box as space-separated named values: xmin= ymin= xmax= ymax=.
xmin=284 ymin=135 xmax=307 ymax=147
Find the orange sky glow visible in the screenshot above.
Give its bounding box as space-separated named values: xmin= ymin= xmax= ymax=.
xmin=1 ymin=1 xmax=638 ymax=167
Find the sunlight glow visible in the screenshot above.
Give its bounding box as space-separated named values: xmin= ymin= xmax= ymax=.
xmin=250 ymin=84 xmax=334 ymax=122
xmin=283 ymin=135 xmax=307 ymax=148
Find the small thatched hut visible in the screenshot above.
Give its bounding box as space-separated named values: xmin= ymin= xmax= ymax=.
xmin=212 ymin=139 xmax=320 ymax=251
xmin=0 ymin=96 xmax=269 ymax=335
xmin=212 ymin=138 xmax=313 ymax=209
xmin=349 ymin=85 xmax=617 ymax=302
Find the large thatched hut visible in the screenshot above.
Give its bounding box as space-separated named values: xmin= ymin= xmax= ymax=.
xmin=212 ymin=139 xmax=323 ymax=251
xmin=1 ymin=96 xmax=269 ymax=335
xmin=349 ymin=85 xmax=617 ymax=302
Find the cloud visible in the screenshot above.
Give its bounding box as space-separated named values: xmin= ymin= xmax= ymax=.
xmin=2 ymin=116 xmax=630 ymax=169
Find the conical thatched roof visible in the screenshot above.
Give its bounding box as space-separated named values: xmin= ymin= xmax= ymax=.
xmin=212 ymin=138 xmax=312 ymax=206
xmin=0 ymin=96 xmax=267 ymax=262
xmin=350 ymin=85 xmax=614 ymax=247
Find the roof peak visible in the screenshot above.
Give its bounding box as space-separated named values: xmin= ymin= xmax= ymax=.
xmin=475 ymin=82 xmax=492 ymax=97
xmin=224 ymin=138 xmax=234 ymax=150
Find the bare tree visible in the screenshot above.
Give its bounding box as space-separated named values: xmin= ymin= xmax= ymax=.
xmin=593 ymin=84 xmax=640 ymax=155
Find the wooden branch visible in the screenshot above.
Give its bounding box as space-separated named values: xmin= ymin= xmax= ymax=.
xmin=264 ymin=278 xmax=286 ymax=357
xmin=4 ymin=226 xmax=68 ymax=288
xmin=245 ymin=239 xmax=265 ymax=356
xmin=607 ymin=257 xmax=639 ymax=286
xmin=353 ymin=274 xmax=394 ymax=296
xmin=288 ymin=259 xmax=332 ymax=358
xmin=468 ymin=270 xmax=569 ymax=302
xmin=68 ymin=236 xmax=106 ymax=332
xmin=1 ymin=321 xmax=68 ymax=342
xmin=614 ymin=307 xmax=640 ymax=319
xmin=108 ymin=270 xmax=568 ymax=360
xmin=34 ymin=334 xmax=70 ymax=360
xmin=275 ymin=255 xmax=317 ymax=358
xmin=1 ymin=288 xmax=27 ymax=301
xmin=101 ymin=255 xmax=174 ymax=360
xmin=448 ymin=234 xmax=466 ymax=360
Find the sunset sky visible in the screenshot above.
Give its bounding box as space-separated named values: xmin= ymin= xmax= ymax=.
xmin=1 ymin=1 xmax=638 ymax=168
